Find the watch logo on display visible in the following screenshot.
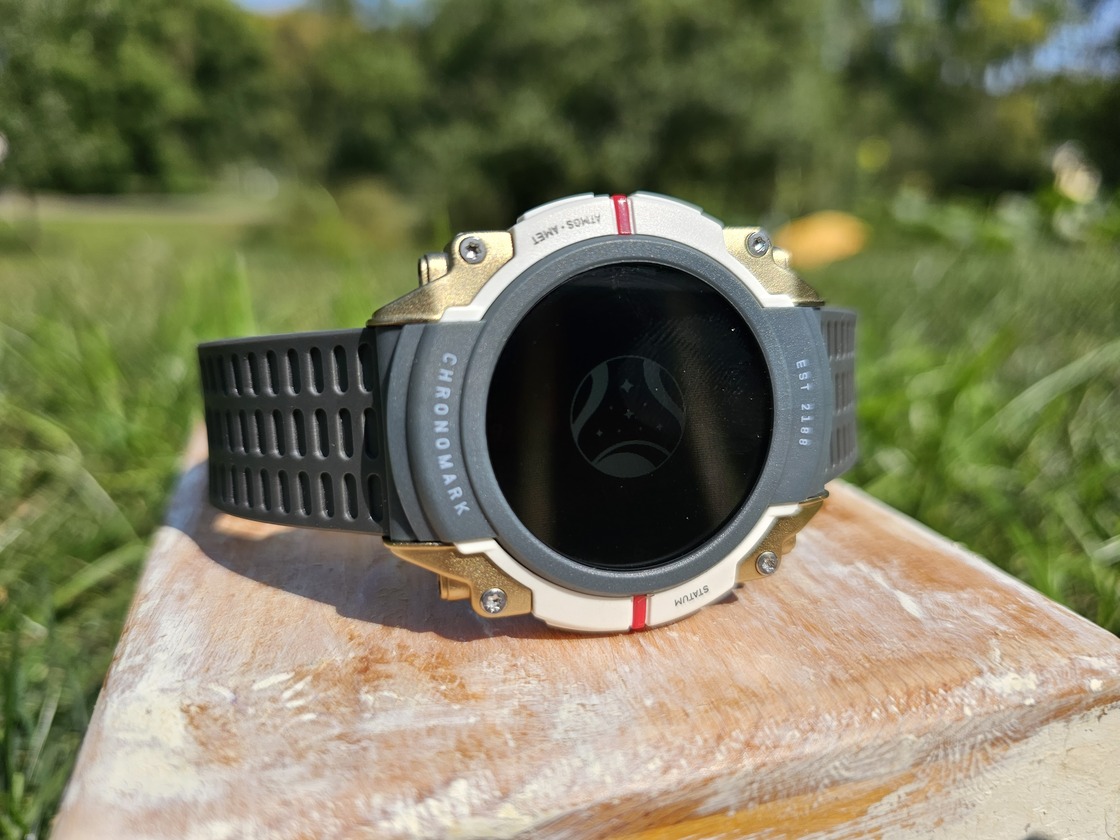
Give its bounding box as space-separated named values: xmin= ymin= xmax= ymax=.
xmin=570 ymin=356 xmax=685 ymax=478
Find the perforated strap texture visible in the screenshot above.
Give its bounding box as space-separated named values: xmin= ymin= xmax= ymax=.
xmin=198 ymin=329 xmax=388 ymax=533
xmin=820 ymin=308 xmax=858 ymax=482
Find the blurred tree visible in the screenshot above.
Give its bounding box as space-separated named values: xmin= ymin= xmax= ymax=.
xmin=410 ymin=0 xmax=855 ymax=227
xmin=844 ymin=0 xmax=1102 ymax=196
xmin=1 ymin=0 xmax=1114 ymax=209
xmin=265 ymin=7 xmax=427 ymax=183
xmin=0 ymin=0 xmax=287 ymax=192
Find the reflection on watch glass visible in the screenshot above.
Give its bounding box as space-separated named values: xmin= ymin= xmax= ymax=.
xmin=487 ymin=262 xmax=773 ymax=571
xmin=569 ymin=354 xmax=685 ymax=479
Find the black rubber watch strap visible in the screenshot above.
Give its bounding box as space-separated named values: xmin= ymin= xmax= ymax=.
xmin=820 ymin=308 xmax=858 ymax=482
xmin=198 ymin=328 xmax=389 ymax=533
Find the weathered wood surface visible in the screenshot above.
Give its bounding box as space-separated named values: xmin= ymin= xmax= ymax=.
xmin=55 ymin=427 xmax=1120 ymax=840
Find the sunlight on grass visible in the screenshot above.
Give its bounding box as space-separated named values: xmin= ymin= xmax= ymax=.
xmin=0 ymin=196 xmax=416 ymax=836
xmin=811 ymin=238 xmax=1120 ymax=629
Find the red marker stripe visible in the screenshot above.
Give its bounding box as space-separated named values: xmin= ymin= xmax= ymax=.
xmin=611 ymin=194 xmax=633 ymax=235
xmin=631 ymin=594 xmax=648 ymax=631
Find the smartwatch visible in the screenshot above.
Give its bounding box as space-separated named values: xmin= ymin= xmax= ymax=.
xmin=198 ymin=193 xmax=857 ymax=632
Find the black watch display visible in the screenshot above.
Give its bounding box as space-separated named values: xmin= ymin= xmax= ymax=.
xmin=198 ymin=193 xmax=857 ymax=632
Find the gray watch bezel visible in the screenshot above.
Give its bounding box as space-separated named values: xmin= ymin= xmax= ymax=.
xmin=441 ymin=234 xmax=832 ymax=597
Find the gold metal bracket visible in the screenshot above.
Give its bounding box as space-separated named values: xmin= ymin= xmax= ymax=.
xmin=370 ymin=224 xmax=820 ymax=326
xmin=736 ymin=493 xmax=828 ymax=583
xmin=386 ymin=492 xmax=826 ymax=617
xmin=384 ymin=541 xmax=533 ymax=618
xmin=368 ymin=231 xmax=515 ymax=326
xmin=724 ymin=228 xmax=825 ymax=307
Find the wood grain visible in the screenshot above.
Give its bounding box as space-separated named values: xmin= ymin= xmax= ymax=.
xmin=54 ymin=427 xmax=1120 ymax=839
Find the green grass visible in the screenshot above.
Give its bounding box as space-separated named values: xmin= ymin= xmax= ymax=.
xmin=0 ymin=197 xmax=1117 ymax=836
xmin=0 ymin=195 xmax=418 ymax=837
xmin=810 ymin=237 xmax=1120 ymax=627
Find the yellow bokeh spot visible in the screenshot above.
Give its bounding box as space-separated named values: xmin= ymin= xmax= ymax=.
xmin=774 ymin=211 xmax=870 ymax=271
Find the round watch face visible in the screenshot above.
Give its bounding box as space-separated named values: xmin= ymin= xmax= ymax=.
xmin=486 ymin=262 xmax=774 ymax=571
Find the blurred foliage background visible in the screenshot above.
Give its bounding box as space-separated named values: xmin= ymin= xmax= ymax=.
xmin=3 ymin=0 xmax=1119 ymax=222
xmin=1 ymin=0 xmax=1119 ymax=835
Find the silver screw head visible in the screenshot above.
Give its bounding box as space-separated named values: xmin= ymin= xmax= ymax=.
xmin=746 ymin=230 xmax=771 ymax=257
xmin=756 ymin=551 xmax=780 ymax=576
xmin=459 ymin=236 xmax=487 ymax=264
xmin=480 ymin=587 xmax=507 ymax=614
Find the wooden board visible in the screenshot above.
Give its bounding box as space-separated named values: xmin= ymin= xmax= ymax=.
xmin=54 ymin=427 xmax=1120 ymax=839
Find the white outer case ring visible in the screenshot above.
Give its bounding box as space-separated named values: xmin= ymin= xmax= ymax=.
xmin=457 ymin=503 xmax=799 ymax=633
xmin=449 ymin=192 xmax=802 ymax=632
xmin=442 ymin=192 xmax=797 ymax=323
